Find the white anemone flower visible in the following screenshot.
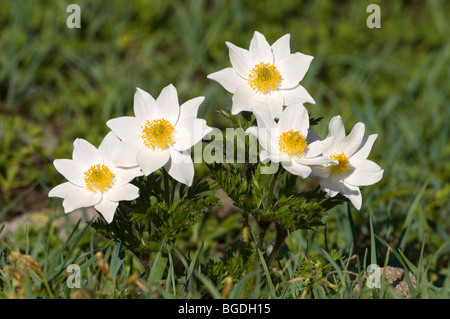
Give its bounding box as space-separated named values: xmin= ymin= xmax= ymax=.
xmin=106 ymin=84 xmax=212 ymax=186
xmin=246 ymin=104 xmax=336 ymax=178
xmin=207 ymin=31 xmax=315 ymax=119
xmin=311 ymin=116 xmax=384 ymax=210
xmin=48 ymin=132 xmax=143 ymax=223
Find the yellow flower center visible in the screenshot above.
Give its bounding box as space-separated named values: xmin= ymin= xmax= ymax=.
xmin=278 ymin=130 xmax=307 ymax=156
xmin=142 ymin=118 xmax=175 ymax=150
xmin=327 ymin=153 xmax=350 ymax=175
xmin=84 ymin=164 xmax=115 ymax=193
xmin=248 ymin=62 xmax=281 ymax=94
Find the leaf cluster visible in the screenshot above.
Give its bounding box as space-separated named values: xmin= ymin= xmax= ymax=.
xmin=207 ymin=162 xmax=349 ymax=233
xmin=294 ymin=249 xmax=345 ymax=295
xmin=202 ymin=239 xmax=256 ymax=296
xmin=93 ymin=173 xmax=220 ymax=261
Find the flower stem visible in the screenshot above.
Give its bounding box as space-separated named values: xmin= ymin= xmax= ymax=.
xmin=267 ymin=222 xmax=287 ymax=267
xmin=250 ymin=220 xmax=270 ymax=287
xmin=256 ymin=220 xmax=270 ymax=252
xmin=256 ymin=226 xmax=267 ymax=251
xmin=162 ymin=169 xmax=170 ymax=205
xmin=170 ymin=179 xmax=177 ymax=205
xmin=347 ymin=202 xmax=358 ymax=255
xmin=242 ymin=160 xmax=257 ymax=245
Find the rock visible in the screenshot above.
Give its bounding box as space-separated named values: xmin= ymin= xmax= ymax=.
xmin=381 ymin=266 xmax=417 ymax=298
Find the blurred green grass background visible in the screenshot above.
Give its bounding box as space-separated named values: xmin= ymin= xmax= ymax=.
xmin=0 ymin=0 xmax=449 ymax=296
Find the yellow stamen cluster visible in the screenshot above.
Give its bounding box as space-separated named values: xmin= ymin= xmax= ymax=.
xmin=278 ymin=130 xmax=307 ymax=156
xmin=327 ymin=153 xmax=350 ymax=175
xmin=84 ymin=164 xmax=114 ymax=193
xmin=142 ymin=118 xmax=175 ymax=150
xmin=248 ymin=62 xmax=281 ymax=94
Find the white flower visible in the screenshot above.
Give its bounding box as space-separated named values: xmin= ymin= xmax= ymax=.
xmin=246 ymin=104 xmax=336 ymax=178
xmin=207 ymin=31 xmax=315 ymax=119
xmin=48 ymin=132 xmax=143 ymax=223
xmin=106 ymin=84 xmax=212 ymax=186
xmin=311 ymin=116 xmax=384 ymax=210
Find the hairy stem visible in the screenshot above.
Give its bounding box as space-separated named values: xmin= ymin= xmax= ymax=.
xmin=347 ymin=202 xmax=358 ymax=255
xmin=250 ymin=220 xmax=271 ymax=287
xmin=162 ymin=169 xmax=170 ymax=205
xmin=170 ymin=179 xmax=177 ymax=206
xmin=267 ymin=222 xmax=287 ymax=266
xmin=256 ymin=220 xmax=270 ymax=251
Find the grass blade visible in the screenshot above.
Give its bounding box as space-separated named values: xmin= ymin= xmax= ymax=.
xmin=194 ymin=270 xmax=222 ymax=299
xmin=257 ymin=249 xmax=276 ymax=297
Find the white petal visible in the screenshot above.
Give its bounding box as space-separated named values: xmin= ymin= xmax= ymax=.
xmin=105 ymin=184 xmax=140 ymax=202
xmin=305 ymin=136 xmax=335 ymax=158
xmin=178 ymin=96 xmax=205 ymax=122
xmin=278 ymin=104 xmax=309 ymax=133
xmin=260 ymin=150 xmax=271 ymax=163
xmin=207 ymin=68 xmax=246 ymax=94
xmin=106 ymin=116 xmax=141 ymax=140
xmin=336 ymin=122 xmax=365 ymax=157
xmin=173 ymin=118 xmax=212 ymax=152
xmin=231 ymin=84 xmax=253 ymax=115
xmin=134 ymin=88 xmax=156 ymax=126
xmin=266 ymin=92 xmax=284 ymax=119
xmin=268 ymin=153 xmax=282 ymax=163
xmin=111 ymin=134 xmax=143 ymax=167
xmin=282 ymin=159 xmax=312 ymax=178
xmin=98 ymin=132 xmax=120 ymax=166
xmin=155 ymin=84 xmax=180 ymax=124
xmin=226 ymin=41 xmax=252 ymax=79
xmin=328 ymin=189 xmax=339 ymax=197
xmin=344 ymin=159 xmax=383 ymax=186
xmin=296 ymin=155 xmax=335 ymax=166
xmin=136 ymin=148 xmax=170 ymax=176
xmin=279 ymin=153 xmax=291 ymax=163
xmin=319 ymin=176 xmax=340 ymax=197
xmin=310 ymin=165 xmax=330 ymax=179
xmin=327 ymin=115 xmax=346 ymax=142
xmin=351 ymin=134 xmax=378 ymax=161
xmin=253 ymin=108 xmax=278 ymax=130
xmin=53 ymin=159 xmax=86 ymax=186
xmin=277 ymin=52 xmax=314 ymax=89
xmin=165 ymin=149 xmax=194 ymax=186
xmin=271 ymin=34 xmax=291 ymax=64
xmin=249 ymin=31 xmax=273 ymax=64
xmin=247 ymin=89 xmax=282 ymax=116
xmin=245 ymin=126 xmax=258 ymax=138
xmin=280 ymin=85 xmax=315 ymax=105
xmin=94 ymin=198 xmax=119 ymax=224
xmin=114 ymin=166 xmax=143 ymax=187
xmin=233 ymin=85 xmax=284 ymax=119
xmin=48 ymin=182 xmax=79 ymax=199
xmin=343 ymin=183 xmax=362 ymax=210
xmin=319 ymin=175 xmax=362 ymax=210
xmin=62 ymin=188 xmax=102 ymax=213
xmin=251 ymin=109 xmax=281 ymax=155
xmin=72 ymin=138 xmax=102 ymax=168
xmin=249 ymin=127 xmax=280 ymax=156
